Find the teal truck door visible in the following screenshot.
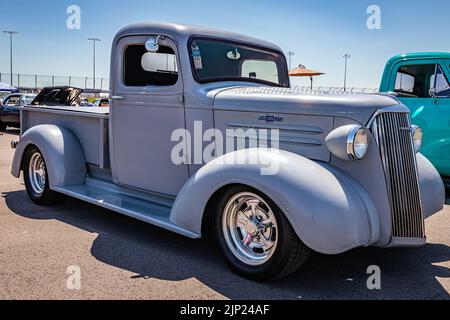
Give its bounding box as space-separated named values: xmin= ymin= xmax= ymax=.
xmin=430 ymin=62 xmax=450 ymax=177
xmin=387 ymin=60 xmax=450 ymax=177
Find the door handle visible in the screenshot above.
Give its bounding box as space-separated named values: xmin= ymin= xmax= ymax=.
xmin=111 ymin=96 xmax=123 ymax=100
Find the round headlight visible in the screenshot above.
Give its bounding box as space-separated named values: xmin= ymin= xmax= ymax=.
xmin=412 ymin=125 xmax=423 ymax=153
xmin=347 ymin=126 xmax=370 ymax=160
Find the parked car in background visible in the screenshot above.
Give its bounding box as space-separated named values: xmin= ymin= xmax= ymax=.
xmin=93 ymin=98 xmax=109 ymax=107
xmin=10 ymin=23 xmax=445 ymax=280
xmin=0 ymin=93 xmax=36 ymax=130
xmin=80 ymin=98 xmax=93 ymax=107
xmin=380 ymin=53 xmax=450 ymax=186
xmin=30 ymin=86 xmax=83 ymax=107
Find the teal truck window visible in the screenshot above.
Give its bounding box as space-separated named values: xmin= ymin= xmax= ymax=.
xmin=395 ymin=64 xmax=436 ymax=98
xmin=431 ymin=65 xmax=450 ymax=96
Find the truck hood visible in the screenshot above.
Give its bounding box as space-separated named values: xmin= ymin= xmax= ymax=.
xmin=212 ymin=87 xmax=402 ymax=125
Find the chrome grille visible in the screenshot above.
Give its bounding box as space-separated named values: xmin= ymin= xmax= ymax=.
xmin=371 ymin=112 xmax=425 ymax=239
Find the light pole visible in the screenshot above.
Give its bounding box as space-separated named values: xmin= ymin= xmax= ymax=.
xmin=288 ymin=51 xmax=295 ymax=70
xmin=3 ymin=30 xmax=18 ymax=86
xmin=343 ymin=54 xmax=351 ymax=92
xmin=88 ymin=37 xmax=101 ymax=96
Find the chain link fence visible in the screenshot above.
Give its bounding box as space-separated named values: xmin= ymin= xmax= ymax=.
xmin=0 ymin=73 xmax=379 ymax=96
xmin=0 ymin=73 xmax=109 ymax=93
xmin=293 ymin=86 xmax=379 ymax=94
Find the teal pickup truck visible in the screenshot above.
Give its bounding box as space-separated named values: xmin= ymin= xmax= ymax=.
xmin=380 ymin=52 xmax=450 ymax=184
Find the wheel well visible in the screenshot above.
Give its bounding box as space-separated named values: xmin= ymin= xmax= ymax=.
xmin=202 ymin=184 xmax=247 ymax=237
xmin=201 ymin=183 xmax=267 ymax=238
xmin=20 ymin=144 xmax=37 ymax=171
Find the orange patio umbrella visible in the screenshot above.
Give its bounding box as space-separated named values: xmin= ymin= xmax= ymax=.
xmin=289 ymin=64 xmax=325 ymax=89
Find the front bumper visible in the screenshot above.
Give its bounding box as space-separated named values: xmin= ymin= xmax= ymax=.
xmin=387 ymin=237 xmax=427 ymax=248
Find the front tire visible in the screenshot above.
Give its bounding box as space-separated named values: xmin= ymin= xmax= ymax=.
xmin=23 ymin=146 xmax=58 ymax=205
xmin=214 ymin=186 xmax=310 ymax=281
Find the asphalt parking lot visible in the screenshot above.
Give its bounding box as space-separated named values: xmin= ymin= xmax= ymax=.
xmin=0 ymin=128 xmax=449 ymax=300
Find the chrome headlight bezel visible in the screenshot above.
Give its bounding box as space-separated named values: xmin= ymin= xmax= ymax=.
xmin=346 ymin=126 xmax=370 ymax=160
xmin=411 ymin=125 xmax=423 ymax=153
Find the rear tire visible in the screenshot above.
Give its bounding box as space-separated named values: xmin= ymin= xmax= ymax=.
xmin=23 ymin=146 xmax=59 ymax=205
xmin=214 ymin=185 xmax=310 ymax=281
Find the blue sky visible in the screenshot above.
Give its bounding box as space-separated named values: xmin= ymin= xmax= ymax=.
xmin=0 ymin=0 xmax=449 ymax=88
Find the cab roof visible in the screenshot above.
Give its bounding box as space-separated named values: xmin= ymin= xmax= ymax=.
xmin=113 ymin=22 xmax=283 ymax=53
xmin=386 ymin=52 xmax=450 ymax=65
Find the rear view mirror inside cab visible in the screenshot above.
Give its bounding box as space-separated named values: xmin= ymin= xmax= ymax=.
xmin=141 ymin=52 xmax=178 ymax=74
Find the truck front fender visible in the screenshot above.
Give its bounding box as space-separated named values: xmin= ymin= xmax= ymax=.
xmin=170 ymin=149 xmax=381 ymax=254
xmin=11 ymin=124 xmax=87 ymax=188
xmin=417 ymin=153 xmax=445 ymax=218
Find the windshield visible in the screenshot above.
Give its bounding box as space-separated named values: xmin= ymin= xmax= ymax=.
xmin=23 ymin=96 xmax=36 ymax=105
xmin=189 ymin=38 xmax=289 ymax=87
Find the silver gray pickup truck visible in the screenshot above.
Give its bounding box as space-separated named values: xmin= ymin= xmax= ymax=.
xmin=10 ymin=22 xmax=445 ymax=280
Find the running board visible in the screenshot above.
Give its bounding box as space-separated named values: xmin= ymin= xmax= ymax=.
xmin=53 ymin=179 xmax=200 ymax=239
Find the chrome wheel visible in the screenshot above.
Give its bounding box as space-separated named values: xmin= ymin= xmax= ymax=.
xmin=28 ymin=152 xmax=47 ymax=196
xmin=222 ymin=192 xmax=278 ymax=266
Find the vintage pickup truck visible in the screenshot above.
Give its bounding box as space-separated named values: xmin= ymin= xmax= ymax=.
xmin=380 ymin=52 xmax=450 ymax=185
xmin=11 ymin=23 xmax=445 ymax=280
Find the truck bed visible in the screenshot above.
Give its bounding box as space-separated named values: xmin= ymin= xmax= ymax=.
xmin=21 ymin=105 xmax=110 ymax=169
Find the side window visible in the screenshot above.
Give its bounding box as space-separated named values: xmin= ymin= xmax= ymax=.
xmin=5 ymin=96 xmax=20 ymax=106
xmin=395 ymin=72 xmax=415 ymax=94
xmin=430 ymin=65 xmax=450 ymax=96
xmin=22 ymin=96 xmax=35 ymax=105
xmin=394 ymin=64 xmax=436 ymax=98
xmin=124 ymin=45 xmax=178 ymax=87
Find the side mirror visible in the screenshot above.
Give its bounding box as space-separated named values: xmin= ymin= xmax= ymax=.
xmin=145 ymin=36 xmax=161 ymax=53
